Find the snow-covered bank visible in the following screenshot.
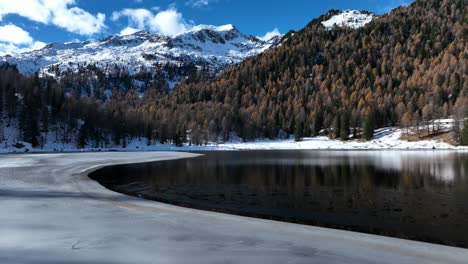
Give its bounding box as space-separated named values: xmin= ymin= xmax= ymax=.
xmin=214 ymin=128 xmax=468 ymax=151
xmin=1 ymin=152 xmax=467 ymax=264
xmin=1 ymin=128 xmax=467 ymax=153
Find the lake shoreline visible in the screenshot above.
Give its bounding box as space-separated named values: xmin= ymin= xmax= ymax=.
xmin=2 ymin=127 xmax=468 ymax=153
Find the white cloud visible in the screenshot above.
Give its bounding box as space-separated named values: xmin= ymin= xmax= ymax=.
xmin=186 ymin=0 xmax=219 ymax=8
xmin=112 ymin=8 xmax=191 ymax=36
xmin=0 ymin=43 xmax=23 ymax=56
xmin=119 ymin=27 xmax=140 ymax=36
xmin=50 ymin=5 xmax=106 ymax=35
xmin=187 ymin=0 xmax=208 ymax=7
xmin=112 ymin=8 xmax=153 ymax=29
xmin=0 ymin=0 xmax=50 ymax=23
xmin=0 ymin=24 xmax=46 ymax=56
xmin=0 ymin=0 xmax=106 ymax=36
xmin=0 ymin=24 xmax=33 ymax=44
xmin=152 ymin=9 xmax=190 ymax=36
xmin=258 ymin=28 xmax=282 ymax=41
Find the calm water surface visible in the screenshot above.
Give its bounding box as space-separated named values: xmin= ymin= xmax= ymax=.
xmin=90 ymin=151 xmax=468 ymax=248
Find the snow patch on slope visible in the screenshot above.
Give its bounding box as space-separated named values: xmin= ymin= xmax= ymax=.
xmin=322 ymin=10 xmax=375 ymax=29
xmin=185 ymin=24 xmax=236 ymax=33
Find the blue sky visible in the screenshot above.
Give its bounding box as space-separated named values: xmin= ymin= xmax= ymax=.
xmin=0 ymin=0 xmax=412 ymax=55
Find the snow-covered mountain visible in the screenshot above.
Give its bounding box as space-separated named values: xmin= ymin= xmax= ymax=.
xmin=321 ymin=10 xmax=375 ymax=29
xmin=0 ymin=10 xmax=375 ymax=96
xmin=1 ymin=24 xmax=279 ymax=91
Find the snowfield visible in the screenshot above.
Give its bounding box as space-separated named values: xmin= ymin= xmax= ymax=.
xmin=322 ymin=10 xmax=375 ymax=29
xmin=1 ymin=152 xmax=467 ymax=264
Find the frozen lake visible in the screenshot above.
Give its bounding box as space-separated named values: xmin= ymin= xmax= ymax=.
xmin=1 ymin=152 xmax=468 ymax=264
xmin=90 ymin=150 xmax=468 ymax=248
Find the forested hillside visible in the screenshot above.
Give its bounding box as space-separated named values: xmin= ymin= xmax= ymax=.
xmin=0 ymin=0 xmax=467 ymax=149
xmin=170 ymin=0 xmax=467 ymax=141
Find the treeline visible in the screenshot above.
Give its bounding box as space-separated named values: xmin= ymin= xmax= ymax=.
xmin=0 ymin=64 xmax=221 ymax=148
xmin=1 ymin=0 xmax=467 ymax=148
xmin=45 ymin=61 xmax=212 ymax=98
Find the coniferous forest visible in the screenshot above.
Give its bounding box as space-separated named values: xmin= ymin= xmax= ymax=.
xmin=0 ymin=0 xmax=467 ymax=149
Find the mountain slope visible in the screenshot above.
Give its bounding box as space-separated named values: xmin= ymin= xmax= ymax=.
xmin=0 ymin=11 xmax=376 ymax=97
xmin=1 ymin=24 xmax=278 ymax=95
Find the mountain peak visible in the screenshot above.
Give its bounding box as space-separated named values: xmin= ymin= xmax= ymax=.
xmin=321 ymin=10 xmax=375 ymax=29
xmin=0 ymin=22 xmax=276 ymax=78
xmin=173 ymin=24 xmax=244 ymax=44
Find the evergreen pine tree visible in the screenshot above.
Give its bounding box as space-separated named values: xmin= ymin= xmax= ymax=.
xmin=332 ymin=114 xmax=341 ymax=139
xmin=5 ymin=83 xmax=16 ymax=126
xmin=363 ymin=111 xmax=376 ymax=141
xmin=145 ymin=124 xmax=153 ymax=146
xmin=0 ymin=82 xmax=3 ymax=120
xmin=294 ymin=121 xmax=304 ymax=142
xmin=40 ymin=106 xmax=49 ymax=146
xmin=19 ymin=79 xmax=41 ymax=147
xmin=0 ymin=83 xmax=3 ymax=141
xmin=460 ymin=120 xmax=468 ymax=146
xmin=78 ymin=122 xmax=88 ymax=148
xmin=310 ymin=112 xmax=323 ymax=137
xmin=340 ymin=113 xmax=350 ymax=141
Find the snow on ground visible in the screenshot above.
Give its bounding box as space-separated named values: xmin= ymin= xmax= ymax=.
xmin=1 ymin=127 xmax=466 ymax=153
xmin=322 ymin=10 xmax=375 ymax=29
xmin=215 ymin=128 xmax=467 ymax=151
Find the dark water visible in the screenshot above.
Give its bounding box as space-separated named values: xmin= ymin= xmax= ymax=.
xmin=90 ymin=151 xmax=468 ymax=248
